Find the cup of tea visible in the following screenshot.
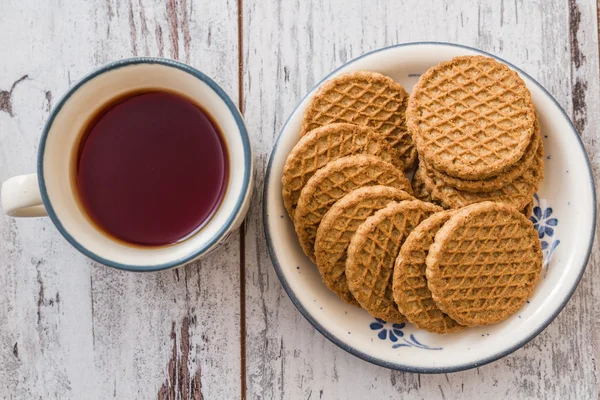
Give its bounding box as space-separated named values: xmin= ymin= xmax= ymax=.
xmin=1 ymin=58 xmax=253 ymax=271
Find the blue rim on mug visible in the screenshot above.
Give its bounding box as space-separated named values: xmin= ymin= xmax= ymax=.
xmin=262 ymin=42 xmax=597 ymax=373
xmin=37 ymin=57 xmax=252 ymax=272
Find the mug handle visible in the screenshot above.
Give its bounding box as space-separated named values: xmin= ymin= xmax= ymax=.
xmin=1 ymin=174 xmax=48 ymax=217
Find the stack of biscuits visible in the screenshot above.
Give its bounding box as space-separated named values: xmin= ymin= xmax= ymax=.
xmin=282 ymin=56 xmax=543 ymax=334
xmin=408 ymin=56 xmax=543 ymax=214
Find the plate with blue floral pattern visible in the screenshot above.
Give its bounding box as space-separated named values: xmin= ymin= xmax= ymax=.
xmin=263 ymin=42 xmax=596 ymax=373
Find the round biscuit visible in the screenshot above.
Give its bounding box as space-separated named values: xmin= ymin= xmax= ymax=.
xmin=407 ymin=55 xmax=536 ymax=179
xmin=315 ymin=186 xmax=414 ymax=305
xmin=428 ymin=118 xmax=541 ymax=193
xmin=393 ymin=210 xmax=464 ymax=333
xmin=425 ymin=202 xmax=542 ymax=326
xmin=419 ymin=141 xmax=544 ymax=210
xmin=294 ymin=155 xmax=412 ymax=262
xmin=281 ymin=123 xmax=402 ymax=217
xmin=301 ymin=71 xmax=415 ymax=169
xmin=346 ymin=200 xmax=442 ymax=323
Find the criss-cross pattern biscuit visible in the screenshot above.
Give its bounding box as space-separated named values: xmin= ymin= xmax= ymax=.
xmin=301 ymin=71 xmax=416 ymax=169
xmin=294 ymin=155 xmax=412 ymax=262
xmin=346 ymin=200 xmax=441 ymax=323
xmin=420 ymin=141 xmax=544 ymax=210
xmin=315 ymin=186 xmax=413 ymax=305
xmin=407 ymin=55 xmax=536 ymax=179
xmin=426 ymin=202 xmax=542 ymax=326
xmin=282 ymin=123 xmax=402 ymax=217
xmin=428 ymin=118 xmax=541 ymax=193
xmin=393 ymin=210 xmax=464 ymax=333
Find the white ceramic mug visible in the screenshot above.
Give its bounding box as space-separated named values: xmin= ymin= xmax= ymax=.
xmin=0 ymin=58 xmax=253 ymax=271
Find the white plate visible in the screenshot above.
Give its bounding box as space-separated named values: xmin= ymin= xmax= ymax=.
xmin=263 ymin=42 xmax=596 ymax=373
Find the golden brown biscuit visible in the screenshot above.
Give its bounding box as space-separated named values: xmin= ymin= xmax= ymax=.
xmin=419 ymin=141 xmax=543 ymax=211
xmin=427 ymin=118 xmax=541 ymax=193
xmin=425 ymin=202 xmax=542 ymax=326
xmin=407 ymin=55 xmax=536 ymax=179
xmin=301 ymin=71 xmax=415 ymax=169
xmin=315 ymin=186 xmax=413 ymax=305
xmin=346 ymin=200 xmax=441 ymax=323
xmin=294 ymin=155 xmax=412 ymax=262
xmin=282 ymin=123 xmax=402 ymax=217
xmin=393 ymin=210 xmax=464 ymax=333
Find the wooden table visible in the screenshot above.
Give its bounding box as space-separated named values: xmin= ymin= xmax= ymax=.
xmin=1 ymin=1 xmax=598 ymax=399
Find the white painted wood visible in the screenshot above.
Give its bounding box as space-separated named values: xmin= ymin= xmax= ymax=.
xmin=243 ymin=0 xmax=600 ymax=399
xmin=0 ymin=0 xmax=241 ymax=399
xmin=1 ymin=0 xmax=599 ymax=398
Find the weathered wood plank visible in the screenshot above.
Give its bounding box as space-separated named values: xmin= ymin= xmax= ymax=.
xmin=566 ymin=0 xmax=600 ymax=387
xmin=0 ymin=0 xmax=241 ymax=398
xmin=242 ymin=0 xmax=600 ymax=398
xmin=1 ymin=0 xmax=599 ymax=398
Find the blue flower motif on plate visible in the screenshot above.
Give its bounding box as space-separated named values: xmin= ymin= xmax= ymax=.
xmin=529 ymin=194 xmax=560 ymax=276
xmin=369 ymin=318 xmax=442 ymax=350
xmin=367 ymin=194 xmax=558 ymax=346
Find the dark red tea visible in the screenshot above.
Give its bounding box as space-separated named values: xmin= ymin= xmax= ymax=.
xmin=75 ymin=91 xmax=229 ymax=246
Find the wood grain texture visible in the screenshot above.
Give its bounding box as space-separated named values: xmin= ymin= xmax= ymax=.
xmin=1 ymin=0 xmax=599 ymax=399
xmin=0 ymin=1 xmax=240 ymax=399
xmin=242 ymin=0 xmax=600 ymax=399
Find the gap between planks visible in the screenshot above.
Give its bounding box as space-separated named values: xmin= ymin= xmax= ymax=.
xmin=237 ymin=0 xmax=247 ymax=399
xmin=597 ymin=0 xmax=600 ymax=82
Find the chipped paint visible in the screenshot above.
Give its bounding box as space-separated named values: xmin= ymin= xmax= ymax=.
xmin=166 ymin=0 xmax=180 ymax=60
xmin=568 ymin=0 xmax=588 ymax=134
xmin=158 ymin=318 xmax=203 ymax=400
xmin=0 ymin=75 xmax=29 ymax=117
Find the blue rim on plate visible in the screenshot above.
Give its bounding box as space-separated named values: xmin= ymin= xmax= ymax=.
xmin=262 ymin=42 xmax=597 ymax=373
xmin=38 ymin=57 xmax=252 ymax=272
